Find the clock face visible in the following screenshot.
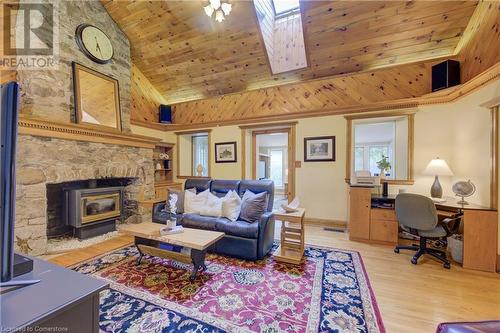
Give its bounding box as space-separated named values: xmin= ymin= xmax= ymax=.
xmin=76 ymin=24 xmax=113 ymax=64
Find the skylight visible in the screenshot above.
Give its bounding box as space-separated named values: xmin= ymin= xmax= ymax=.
xmin=272 ymin=0 xmax=300 ymax=16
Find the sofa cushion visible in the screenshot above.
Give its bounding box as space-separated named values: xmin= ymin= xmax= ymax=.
xmin=239 ymin=190 xmax=267 ymax=223
xmin=168 ymin=188 xmax=195 ymax=214
xmin=215 ymin=217 xmax=259 ymax=239
xmin=184 ymin=189 xmax=209 ymax=214
xmin=199 ymin=192 xmax=223 ymax=217
xmin=239 ymin=179 xmax=274 ymax=212
xmin=221 ymin=190 xmax=242 ymax=222
xmin=181 ymin=213 xmax=218 ymax=231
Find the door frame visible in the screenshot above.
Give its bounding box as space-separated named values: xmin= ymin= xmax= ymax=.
xmin=251 ymin=127 xmax=296 ymax=202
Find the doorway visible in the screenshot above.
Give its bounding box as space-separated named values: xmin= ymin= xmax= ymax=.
xmin=252 ymin=128 xmax=295 ymax=206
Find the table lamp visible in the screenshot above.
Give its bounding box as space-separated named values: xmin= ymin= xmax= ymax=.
xmin=423 ymin=158 xmax=454 ymax=198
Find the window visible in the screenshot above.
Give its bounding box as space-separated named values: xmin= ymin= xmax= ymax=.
xmin=270 ymin=148 xmax=284 ymax=187
xmin=192 ymin=135 xmax=208 ymax=177
xmin=348 ymin=114 xmax=413 ymax=183
xmin=272 ymin=0 xmax=300 ymax=16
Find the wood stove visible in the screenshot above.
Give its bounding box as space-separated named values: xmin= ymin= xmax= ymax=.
xmin=64 ymin=186 xmax=124 ymax=239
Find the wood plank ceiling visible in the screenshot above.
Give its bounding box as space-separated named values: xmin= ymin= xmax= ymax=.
xmin=103 ymin=0 xmax=478 ymax=104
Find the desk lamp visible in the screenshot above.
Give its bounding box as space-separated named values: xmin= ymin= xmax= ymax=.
xmin=423 ymin=158 xmax=454 ymax=199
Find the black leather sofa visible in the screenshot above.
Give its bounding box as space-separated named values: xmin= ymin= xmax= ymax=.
xmin=152 ymin=179 xmax=275 ymax=260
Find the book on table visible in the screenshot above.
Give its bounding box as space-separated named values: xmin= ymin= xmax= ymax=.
xmin=160 ymin=225 xmax=184 ymax=235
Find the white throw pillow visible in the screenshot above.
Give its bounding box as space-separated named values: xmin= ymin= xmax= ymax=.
xmin=199 ymin=192 xmax=223 ymax=217
xmin=184 ymin=189 xmax=209 ymax=214
xmin=221 ymin=190 xmax=242 ymax=222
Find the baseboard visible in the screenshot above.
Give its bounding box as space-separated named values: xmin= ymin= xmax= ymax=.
xmin=303 ymin=217 xmax=347 ymax=228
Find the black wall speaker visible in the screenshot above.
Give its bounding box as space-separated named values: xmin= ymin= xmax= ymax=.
xmin=432 ymin=60 xmax=460 ymax=92
xmin=159 ymin=104 xmax=172 ymax=124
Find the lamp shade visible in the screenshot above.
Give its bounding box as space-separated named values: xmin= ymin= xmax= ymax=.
xmin=423 ymin=158 xmax=454 ymax=176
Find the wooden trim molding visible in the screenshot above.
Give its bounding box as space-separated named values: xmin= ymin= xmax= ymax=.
xmin=239 ymin=121 xmax=299 ymax=130
xmin=174 ymin=129 xmax=213 ymax=135
xmin=18 ymin=115 xmax=160 ymax=149
xmin=303 ymin=217 xmax=347 ymax=228
xmin=131 ymin=119 xmax=171 ymax=131
xmin=344 ymin=109 xmax=417 ymax=120
xmin=491 ymin=106 xmax=499 ymax=209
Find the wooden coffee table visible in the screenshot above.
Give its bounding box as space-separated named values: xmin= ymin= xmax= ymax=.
xmin=119 ymin=223 xmax=224 ymax=281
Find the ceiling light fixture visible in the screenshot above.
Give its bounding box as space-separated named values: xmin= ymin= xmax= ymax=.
xmin=204 ymin=0 xmax=231 ymax=22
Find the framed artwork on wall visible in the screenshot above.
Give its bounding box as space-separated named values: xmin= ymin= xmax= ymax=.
xmin=304 ymin=136 xmax=335 ymax=162
xmin=215 ymin=141 xmax=237 ymax=163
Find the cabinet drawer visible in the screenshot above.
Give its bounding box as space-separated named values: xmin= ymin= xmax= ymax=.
xmin=370 ymin=219 xmax=399 ymax=244
xmin=371 ymin=208 xmax=397 ymax=221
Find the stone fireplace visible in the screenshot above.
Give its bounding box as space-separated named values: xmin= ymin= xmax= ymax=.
xmin=11 ymin=1 xmax=159 ymax=255
xmin=15 ymin=134 xmax=155 ymax=255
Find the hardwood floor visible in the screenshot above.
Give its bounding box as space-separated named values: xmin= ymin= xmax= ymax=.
xmin=48 ymin=224 xmax=500 ymax=333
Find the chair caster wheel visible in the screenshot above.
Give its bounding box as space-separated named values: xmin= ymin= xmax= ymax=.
xmin=394 ymin=248 xmax=400 ymax=253
xmin=411 ymin=258 xmax=418 ymax=265
xmin=443 ymin=263 xmax=451 ymax=269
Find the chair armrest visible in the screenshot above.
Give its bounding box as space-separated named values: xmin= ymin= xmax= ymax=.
xmin=153 ymin=202 xmax=167 ymax=216
xmin=257 ymin=211 xmax=275 ymax=259
xmin=259 ymin=211 xmax=275 ymax=230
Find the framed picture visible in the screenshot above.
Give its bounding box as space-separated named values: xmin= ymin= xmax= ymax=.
xmin=215 ymin=141 xmax=237 ymax=163
xmin=304 ymin=136 xmax=336 ymax=162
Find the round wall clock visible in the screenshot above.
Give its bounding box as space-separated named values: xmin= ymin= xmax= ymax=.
xmin=75 ymin=24 xmax=114 ymax=64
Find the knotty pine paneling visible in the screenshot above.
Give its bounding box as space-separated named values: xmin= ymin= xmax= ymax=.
xmin=130 ymin=64 xmax=167 ymax=123
xmin=458 ymin=1 xmax=500 ymax=82
xmin=172 ymin=62 xmax=430 ymax=124
xmin=103 ymin=1 xmax=476 ymax=103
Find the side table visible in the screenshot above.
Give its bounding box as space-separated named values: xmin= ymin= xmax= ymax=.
xmin=273 ymin=208 xmax=306 ymax=264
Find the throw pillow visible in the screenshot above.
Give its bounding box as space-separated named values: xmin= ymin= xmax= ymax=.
xmin=221 ymin=190 xmax=242 ymax=222
xmin=167 ymin=188 xmax=195 ymax=214
xmin=184 ymin=189 xmax=209 ymax=214
xmin=239 ymin=190 xmax=267 ymax=223
xmin=199 ymin=192 xmax=223 ymax=217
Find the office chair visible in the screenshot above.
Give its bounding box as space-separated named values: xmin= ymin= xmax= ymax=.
xmin=394 ymin=193 xmax=461 ymax=269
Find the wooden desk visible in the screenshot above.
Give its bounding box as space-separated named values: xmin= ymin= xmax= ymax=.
xmin=349 ymin=187 xmax=498 ymax=272
xmin=273 ymin=208 xmax=306 ymax=264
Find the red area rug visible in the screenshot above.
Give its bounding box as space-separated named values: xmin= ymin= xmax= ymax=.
xmin=74 ymin=244 xmax=385 ymax=332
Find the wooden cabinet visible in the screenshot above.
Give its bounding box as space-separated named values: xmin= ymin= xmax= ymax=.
xmin=349 ymin=187 xmax=398 ymax=244
xmin=370 ymin=209 xmax=399 ymax=244
xmin=349 ymin=187 xmax=372 ymax=240
xmin=463 ymin=210 xmax=498 ymax=272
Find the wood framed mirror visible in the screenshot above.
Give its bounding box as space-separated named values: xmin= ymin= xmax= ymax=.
xmin=72 ymin=62 xmax=122 ymax=131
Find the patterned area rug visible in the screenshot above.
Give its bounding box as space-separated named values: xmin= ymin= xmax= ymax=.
xmin=73 ymin=245 xmax=385 ymax=333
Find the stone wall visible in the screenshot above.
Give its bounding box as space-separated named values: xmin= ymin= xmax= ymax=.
xmin=17 ymin=0 xmax=132 ymax=132
xmin=15 ymin=135 xmax=155 ymax=255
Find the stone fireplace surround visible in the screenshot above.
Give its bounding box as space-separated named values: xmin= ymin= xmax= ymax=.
xmin=15 ymin=134 xmax=155 ymax=256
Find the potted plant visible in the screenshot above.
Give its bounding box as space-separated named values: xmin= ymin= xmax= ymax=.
xmin=377 ymin=155 xmax=391 ymax=178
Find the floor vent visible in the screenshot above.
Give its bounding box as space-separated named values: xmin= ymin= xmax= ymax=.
xmin=323 ymin=227 xmax=346 ymax=233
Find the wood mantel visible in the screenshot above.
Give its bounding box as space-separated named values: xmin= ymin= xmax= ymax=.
xmin=18 ymin=116 xmax=161 ymax=149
